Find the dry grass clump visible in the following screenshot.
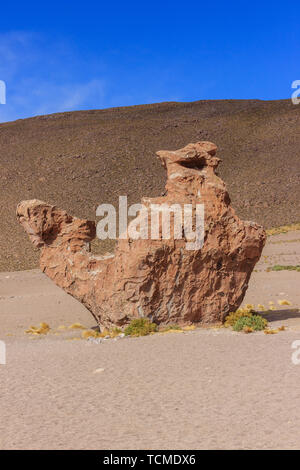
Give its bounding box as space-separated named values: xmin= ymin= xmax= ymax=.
xmin=99 ymin=327 xmax=122 ymax=338
xmin=264 ymin=325 xmax=286 ymax=335
xmin=264 ymin=329 xmax=278 ymax=335
xmin=182 ymin=325 xmax=196 ymax=331
xmin=68 ymin=323 xmax=87 ymax=330
xmin=257 ymin=304 xmax=266 ymax=311
xmin=278 ymin=299 xmax=292 ymax=306
xmin=278 ymin=325 xmax=286 ymax=331
xmin=25 ymin=322 xmax=50 ymax=335
xmin=243 ymin=326 xmax=254 ymax=334
xmin=159 ymin=324 xmax=183 ymax=334
xmin=266 ymin=223 xmax=300 ymax=236
xmin=81 ymin=327 xmax=122 ymax=339
xmin=81 ymin=330 xmax=98 ymax=339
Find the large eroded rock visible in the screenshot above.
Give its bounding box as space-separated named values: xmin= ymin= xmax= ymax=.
xmin=17 ymin=141 xmax=266 ymax=328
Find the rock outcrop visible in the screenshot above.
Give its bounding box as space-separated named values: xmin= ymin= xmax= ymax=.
xmin=17 ymin=141 xmax=266 ymax=328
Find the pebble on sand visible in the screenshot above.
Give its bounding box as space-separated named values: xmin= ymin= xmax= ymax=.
xmin=93 ymin=368 xmax=105 ymax=374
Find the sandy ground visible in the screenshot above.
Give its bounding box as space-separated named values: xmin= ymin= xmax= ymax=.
xmin=0 ymin=231 xmax=300 ymax=450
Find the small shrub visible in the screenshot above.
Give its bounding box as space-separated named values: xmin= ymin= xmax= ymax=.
xmin=224 ymin=308 xmax=254 ymax=328
xmin=160 ymin=324 xmax=182 ymax=332
xmin=271 ymin=265 xmax=300 ymax=272
xmin=124 ymin=318 xmax=157 ymax=337
xmin=233 ymin=315 xmax=267 ymax=332
xmin=160 ymin=328 xmax=184 ymax=334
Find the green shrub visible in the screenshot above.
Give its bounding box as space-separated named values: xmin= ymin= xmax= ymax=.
xmin=224 ymin=308 xmax=254 ymax=328
xmin=124 ymin=318 xmax=157 ymax=337
xmin=270 ymin=265 xmax=300 ymax=272
xmin=233 ymin=314 xmax=267 ymax=332
xmin=160 ymin=324 xmax=182 ymax=332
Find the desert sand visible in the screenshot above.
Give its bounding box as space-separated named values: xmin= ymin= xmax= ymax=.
xmin=0 ymin=231 xmax=300 ymax=450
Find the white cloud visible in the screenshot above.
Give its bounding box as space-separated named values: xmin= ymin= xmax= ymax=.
xmin=33 ymin=78 xmax=106 ymax=115
xmin=0 ymin=32 xmax=106 ymax=122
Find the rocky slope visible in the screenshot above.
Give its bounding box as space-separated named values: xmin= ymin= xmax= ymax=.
xmin=0 ymin=99 xmax=299 ymax=271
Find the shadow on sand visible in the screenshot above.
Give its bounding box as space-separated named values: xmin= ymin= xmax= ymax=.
xmin=259 ymin=308 xmax=300 ymax=322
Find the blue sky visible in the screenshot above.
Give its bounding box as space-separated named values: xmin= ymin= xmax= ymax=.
xmin=0 ymin=1 xmax=299 ymax=122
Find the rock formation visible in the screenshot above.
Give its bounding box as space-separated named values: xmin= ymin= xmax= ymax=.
xmin=17 ymin=141 xmax=266 ymax=329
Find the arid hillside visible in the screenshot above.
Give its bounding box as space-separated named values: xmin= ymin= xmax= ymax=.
xmin=0 ymin=99 xmax=299 ymax=271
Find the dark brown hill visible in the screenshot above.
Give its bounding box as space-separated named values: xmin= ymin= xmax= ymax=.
xmin=0 ymin=99 xmax=299 ymax=271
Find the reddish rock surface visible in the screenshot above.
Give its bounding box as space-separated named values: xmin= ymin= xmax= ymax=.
xmin=17 ymin=141 xmax=266 ymax=329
